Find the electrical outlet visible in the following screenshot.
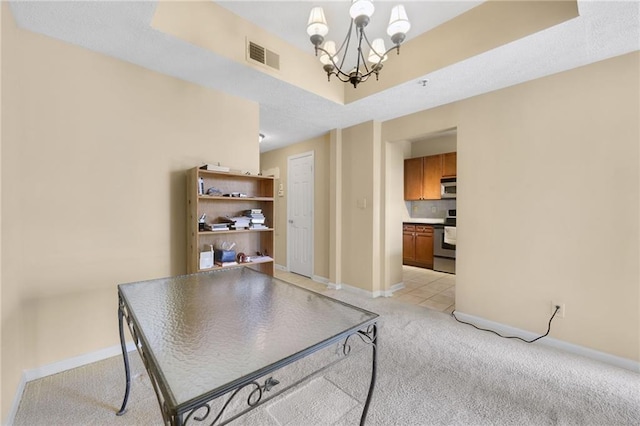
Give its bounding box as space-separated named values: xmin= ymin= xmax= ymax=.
xmin=412 ymin=205 xmax=418 ymax=213
xmin=431 ymin=206 xmax=437 ymax=213
xmin=551 ymin=301 xmax=565 ymax=318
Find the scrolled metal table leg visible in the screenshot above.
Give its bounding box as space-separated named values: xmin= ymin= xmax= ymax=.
xmin=359 ymin=323 xmax=378 ymax=426
xmin=116 ymin=297 xmax=131 ymax=416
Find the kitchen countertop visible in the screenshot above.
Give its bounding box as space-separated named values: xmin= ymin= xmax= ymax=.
xmin=403 ymin=218 xmax=445 ymax=224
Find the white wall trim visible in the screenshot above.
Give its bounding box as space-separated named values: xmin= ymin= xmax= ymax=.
xmin=5 ymin=372 xmax=27 ymax=426
xmin=6 ymin=342 xmax=137 ymax=425
xmin=338 ymin=282 xmax=382 ymax=298
xmin=23 ymin=342 xmax=137 ymax=382
xmin=382 ymin=281 xmax=405 ymax=297
xmin=454 ymin=311 xmax=640 ymax=373
xmin=337 ymin=281 xmax=405 ymax=298
xmin=275 ymin=263 xmax=288 ymax=272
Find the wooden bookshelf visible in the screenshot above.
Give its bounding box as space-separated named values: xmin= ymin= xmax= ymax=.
xmin=186 ymin=167 xmax=275 ymax=275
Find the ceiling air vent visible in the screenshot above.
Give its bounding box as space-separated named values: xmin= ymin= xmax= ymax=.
xmin=247 ymin=40 xmax=280 ymax=71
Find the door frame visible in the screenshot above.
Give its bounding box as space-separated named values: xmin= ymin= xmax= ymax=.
xmin=287 ymin=151 xmax=314 ymax=277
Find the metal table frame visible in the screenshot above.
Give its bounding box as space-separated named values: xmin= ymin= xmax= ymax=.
xmin=115 ymin=270 xmax=378 ymax=426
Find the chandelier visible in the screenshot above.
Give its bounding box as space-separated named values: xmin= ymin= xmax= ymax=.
xmin=307 ymin=0 xmax=411 ymax=88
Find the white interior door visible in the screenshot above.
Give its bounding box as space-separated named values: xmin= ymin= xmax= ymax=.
xmin=288 ymin=152 xmax=314 ymax=277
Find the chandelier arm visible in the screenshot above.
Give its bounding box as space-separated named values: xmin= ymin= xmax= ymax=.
xmin=358 ymin=40 xmax=371 ymax=74
xmin=360 ymin=30 xmax=376 ymax=52
xmin=315 ymin=46 xmax=359 ymax=80
xmin=335 ymin=19 xmax=354 ymax=71
xmin=370 ymin=44 xmax=403 ymax=71
xmin=354 ymin=25 xmax=365 ymax=76
xmin=332 ymin=73 xmax=353 ymax=84
xmin=361 ymin=31 xmax=397 ymax=69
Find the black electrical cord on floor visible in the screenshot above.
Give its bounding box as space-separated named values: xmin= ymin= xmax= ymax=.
xmin=450 ymin=305 xmax=560 ymax=343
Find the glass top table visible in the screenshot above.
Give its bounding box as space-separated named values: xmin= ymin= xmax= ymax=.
xmin=116 ymin=267 xmax=379 ymax=425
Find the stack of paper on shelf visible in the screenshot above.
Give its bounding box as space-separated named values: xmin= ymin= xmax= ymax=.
xmin=211 ymin=223 xmax=230 ymax=231
xmin=244 ymin=209 xmax=266 ymax=229
xmin=227 ymin=216 xmax=251 ymax=230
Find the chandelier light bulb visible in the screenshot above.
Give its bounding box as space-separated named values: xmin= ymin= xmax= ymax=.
xmin=307 ymin=7 xmax=329 ymax=38
xmin=350 ymin=0 xmax=375 ymax=27
xmin=368 ymin=38 xmax=388 ymax=63
xmin=387 ymin=4 xmax=410 ymax=44
xmin=319 ymin=41 xmax=338 ymax=65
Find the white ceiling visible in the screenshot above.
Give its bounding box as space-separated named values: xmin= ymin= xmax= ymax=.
xmin=8 ymin=1 xmax=640 ymax=152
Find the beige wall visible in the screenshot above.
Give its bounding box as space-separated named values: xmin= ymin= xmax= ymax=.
xmin=383 ymin=52 xmax=640 ymax=361
xmin=384 ymin=140 xmax=411 ymax=289
xmin=341 ymin=121 xmax=383 ymax=292
xmin=1 ymin=7 xmax=259 ymax=419
xmin=260 ymin=134 xmax=330 ymax=279
xmin=411 ymin=133 xmax=457 ymax=158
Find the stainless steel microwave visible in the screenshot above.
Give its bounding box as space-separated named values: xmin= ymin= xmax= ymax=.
xmin=441 ymin=178 xmax=456 ymax=199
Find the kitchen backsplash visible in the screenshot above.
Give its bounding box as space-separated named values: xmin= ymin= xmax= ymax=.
xmin=406 ymin=199 xmax=456 ymax=218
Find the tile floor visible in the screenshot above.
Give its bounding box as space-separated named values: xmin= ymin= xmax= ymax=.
xmin=392 ymin=265 xmax=456 ymax=313
xmin=274 ymin=265 xmax=455 ymax=313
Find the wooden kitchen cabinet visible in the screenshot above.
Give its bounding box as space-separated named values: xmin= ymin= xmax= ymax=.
xmin=404 ymin=152 xmax=456 ymax=200
xmin=402 ymin=224 xmax=416 ymax=262
xmin=442 ymin=152 xmax=457 ymax=177
xmin=423 ymin=155 xmax=442 ymax=200
xmin=403 ymin=223 xmax=434 ymax=269
xmin=404 ymin=158 xmax=424 ymax=201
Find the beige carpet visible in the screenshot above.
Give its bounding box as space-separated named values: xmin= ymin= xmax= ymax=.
xmin=13 ymin=288 xmax=640 ymax=425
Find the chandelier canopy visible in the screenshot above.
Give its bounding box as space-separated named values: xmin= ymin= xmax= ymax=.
xmin=307 ymin=0 xmax=411 ymax=88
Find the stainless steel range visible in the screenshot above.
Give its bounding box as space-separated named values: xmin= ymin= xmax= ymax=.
xmin=433 ymin=209 xmax=456 ymax=274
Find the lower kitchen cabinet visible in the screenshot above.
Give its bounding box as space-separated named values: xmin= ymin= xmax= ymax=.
xmin=402 ymin=224 xmax=434 ymax=269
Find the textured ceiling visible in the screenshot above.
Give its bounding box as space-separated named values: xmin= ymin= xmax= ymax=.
xmin=8 ymin=1 xmax=640 ymax=152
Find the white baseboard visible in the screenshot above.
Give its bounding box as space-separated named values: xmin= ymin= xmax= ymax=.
xmin=23 ymin=342 xmax=137 ymax=382
xmin=338 ymin=282 xmax=381 ymax=298
xmin=5 ymin=342 xmax=137 ymax=425
xmin=383 ymin=281 xmax=405 ymax=297
xmin=5 ymin=372 xmax=27 ymax=426
xmin=275 ymin=264 xmax=288 ymax=272
xmin=311 ymin=275 xmax=329 ymax=285
xmin=328 ymin=281 xmax=405 ymax=298
xmin=453 ymin=311 xmax=640 ymax=373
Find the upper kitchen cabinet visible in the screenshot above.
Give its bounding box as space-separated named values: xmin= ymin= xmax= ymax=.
xmin=404 ymin=152 xmax=457 ymax=201
xmin=442 ymin=152 xmax=457 ymax=178
xmin=404 ymin=157 xmax=424 ymax=200
xmin=422 ymin=155 xmax=443 ymax=199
